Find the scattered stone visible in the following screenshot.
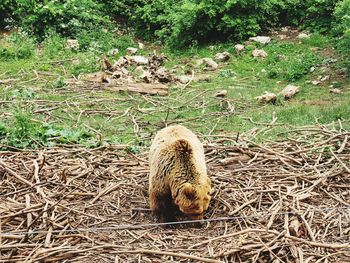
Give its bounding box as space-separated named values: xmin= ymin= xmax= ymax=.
xmin=155 ymin=67 xmax=172 ymax=83
xmin=280 ymin=84 xmax=299 ymax=100
xmin=297 ymin=33 xmax=309 ymax=39
xmin=126 ymin=47 xmax=138 ymax=55
xmin=138 ymin=42 xmax=145 ymax=50
xmin=310 ymin=66 xmax=315 ymax=73
xmin=215 ymin=51 xmax=230 ymax=62
xmin=107 ymin=48 xmax=119 ymax=56
xmin=203 ymin=58 xmax=218 ymax=71
xmin=214 ymin=90 xmax=228 ymax=98
xmin=330 ymin=88 xmax=342 ymax=94
xmin=320 ymin=75 xmax=330 ymax=82
xmin=311 ymin=80 xmax=321 ymax=85
xmin=256 ymin=92 xmax=277 ymax=104
xmin=66 ymin=39 xmax=79 ymax=50
xmin=128 ymin=55 xmax=149 ymax=65
xmin=252 ymin=49 xmax=268 ymax=58
xmin=277 ymin=34 xmax=287 ymax=40
xmin=249 ymin=36 xmax=271 ymax=44
xmin=175 ymin=75 xmax=192 ymax=84
xmin=281 ymin=27 xmax=289 ymax=32
xmin=114 ymin=57 xmax=129 ymax=68
xmin=234 ymin=44 xmax=245 ymax=54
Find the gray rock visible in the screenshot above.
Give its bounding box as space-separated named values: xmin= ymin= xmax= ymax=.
xmin=256 ymin=92 xmax=277 ymax=104
xmin=249 ymin=36 xmax=271 ymax=44
xmin=126 ymin=47 xmax=138 ymax=55
xmin=203 ymin=58 xmax=218 ymax=70
xmin=66 ymin=39 xmax=79 ymax=50
xmin=215 ymin=51 xmax=231 ymax=62
xmin=280 ymin=85 xmax=299 ymax=100
xmin=234 ymin=44 xmax=245 ymax=54
xmin=252 ymin=49 xmax=268 ymax=58
xmin=297 ymin=33 xmax=309 ymax=39
xmin=129 ymin=55 xmax=149 ymax=65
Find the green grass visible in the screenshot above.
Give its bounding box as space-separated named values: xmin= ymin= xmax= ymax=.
xmin=0 ymin=31 xmax=349 ymax=149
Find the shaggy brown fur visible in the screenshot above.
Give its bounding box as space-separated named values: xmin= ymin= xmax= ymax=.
xmin=149 ymin=125 xmax=211 ymax=223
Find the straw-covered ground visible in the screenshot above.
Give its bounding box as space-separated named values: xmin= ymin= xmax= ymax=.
xmin=1 ymin=126 xmax=350 ymax=262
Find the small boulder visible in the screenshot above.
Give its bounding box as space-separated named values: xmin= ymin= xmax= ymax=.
xmin=203 ymin=58 xmax=218 ymax=71
xmin=311 ymin=80 xmax=320 ymax=85
xmin=256 ymin=92 xmax=277 ymax=104
xmin=126 ymin=47 xmax=138 ymax=55
xmin=155 ymin=67 xmax=172 ymax=83
xmin=215 ymin=51 xmax=230 ymax=62
xmin=252 ymin=49 xmax=268 ymax=58
xmin=297 ymin=33 xmax=309 ymax=39
xmin=249 ymin=36 xmax=271 ymax=44
xmin=176 ymin=75 xmax=192 ymax=84
xmin=234 ymin=44 xmax=245 ymax=54
xmin=66 ymin=39 xmax=79 ymax=50
xmin=129 ymin=55 xmax=149 ymax=65
xmin=280 ymin=85 xmax=299 ymax=100
xmin=330 ymin=88 xmax=341 ymax=94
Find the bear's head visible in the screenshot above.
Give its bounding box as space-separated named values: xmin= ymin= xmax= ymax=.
xmin=173 ymin=180 xmax=211 ymax=220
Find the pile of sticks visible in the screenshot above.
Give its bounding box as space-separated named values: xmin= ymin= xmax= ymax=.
xmin=1 ymin=127 xmax=349 ymax=262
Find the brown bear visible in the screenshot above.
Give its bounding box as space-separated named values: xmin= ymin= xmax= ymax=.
xmin=149 ymin=124 xmax=211 ymax=223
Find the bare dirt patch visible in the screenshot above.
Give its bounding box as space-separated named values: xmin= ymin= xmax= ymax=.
xmin=1 ymin=127 xmax=350 ymax=262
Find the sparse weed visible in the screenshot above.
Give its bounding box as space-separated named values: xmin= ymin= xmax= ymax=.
xmin=0 ymin=32 xmax=35 ymax=60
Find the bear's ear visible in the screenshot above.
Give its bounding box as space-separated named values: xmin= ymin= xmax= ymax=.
xmin=182 ymin=183 xmax=196 ymax=200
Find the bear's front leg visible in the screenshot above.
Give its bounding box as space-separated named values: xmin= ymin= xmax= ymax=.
xmin=149 ymin=189 xmax=175 ymax=223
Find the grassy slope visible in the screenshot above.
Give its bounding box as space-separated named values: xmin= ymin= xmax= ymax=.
xmin=0 ymin=32 xmax=349 ymax=150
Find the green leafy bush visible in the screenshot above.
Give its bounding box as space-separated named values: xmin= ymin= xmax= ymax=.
xmin=15 ymin=0 xmax=111 ymax=40
xmin=303 ymin=0 xmax=339 ymax=33
xmin=333 ymin=0 xmax=350 ymax=74
xmin=0 ymin=32 xmax=35 ymax=60
xmin=130 ymin=0 xmax=329 ymax=47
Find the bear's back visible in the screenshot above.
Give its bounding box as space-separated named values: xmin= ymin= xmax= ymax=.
xmin=149 ymin=125 xmax=207 ymax=182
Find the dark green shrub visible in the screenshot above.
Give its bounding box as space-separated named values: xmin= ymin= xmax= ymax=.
xmin=303 ymin=0 xmax=339 ymax=33
xmin=0 ymin=0 xmax=17 ymax=28
xmin=333 ymin=0 xmax=350 ymax=74
xmin=15 ymin=0 xmax=112 ymax=41
xmin=0 ymin=32 xmax=35 ymax=60
xmin=98 ymin=0 xmax=143 ymax=23
xmin=131 ymin=0 xmax=327 ymax=47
